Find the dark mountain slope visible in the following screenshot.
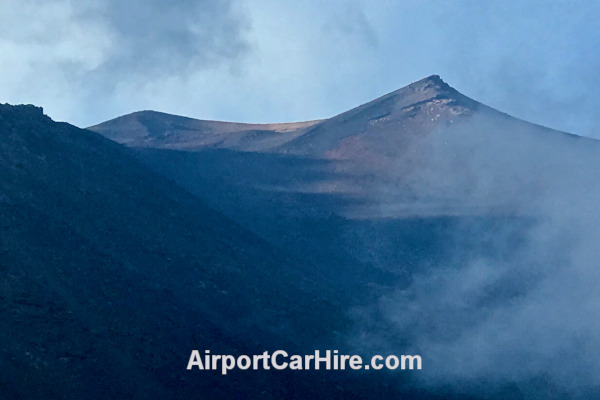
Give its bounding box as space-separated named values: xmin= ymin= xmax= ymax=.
xmin=0 ymin=104 xmax=352 ymax=399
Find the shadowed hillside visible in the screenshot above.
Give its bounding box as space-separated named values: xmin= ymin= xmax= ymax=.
xmin=0 ymin=103 xmax=365 ymax=399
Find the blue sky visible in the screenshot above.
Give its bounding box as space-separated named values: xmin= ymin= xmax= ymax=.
xmin=1 ymin=0 xmax=599 ymax=137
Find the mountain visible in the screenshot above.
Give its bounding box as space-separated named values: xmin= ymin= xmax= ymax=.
xmin=90 ymin=75 xmax=595 ymax=219
xmin=89 ymin=75 xmax=577 ymax=156
xmin=88 ymin=75 xmax=600 ymax=282
xmin=89 ymin=75 xmax=476 ymax=155
xmin=6 ymin=74 xmax=600 ymax=399
xmin=0 ymin=103 xmax=362 ymax=399
xmin=88 ymin=75 xmax=600 ymax=399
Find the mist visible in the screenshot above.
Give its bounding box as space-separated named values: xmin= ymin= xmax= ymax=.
xmin=350 ymin=113 xmax=600 ymax=398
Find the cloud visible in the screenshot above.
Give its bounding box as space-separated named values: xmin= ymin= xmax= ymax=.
xmin=0 ymin=0 xmax=599 ymax=137
xmin=0 ymin=0 xmax=250 ymax=125
xmin=94 ymin=0 xmax=249 ymax=77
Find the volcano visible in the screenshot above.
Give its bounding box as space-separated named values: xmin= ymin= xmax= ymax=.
xmin=4 ymin=75 xmax=600 ymax=399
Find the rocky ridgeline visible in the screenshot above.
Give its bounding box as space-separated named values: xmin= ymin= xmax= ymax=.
xmin=0 ymin=103 xmax=52 ymax=128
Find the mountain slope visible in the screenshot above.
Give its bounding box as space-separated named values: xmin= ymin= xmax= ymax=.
xmin=89 ymin=110 xmax=322 ymax=151
xmin=0 ymin=104 xmax=352 ymax=399
xmin=87 ymin=76 xmax=600 ymax=400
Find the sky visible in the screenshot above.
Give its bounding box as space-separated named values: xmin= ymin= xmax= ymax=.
xmin=1 ymin=0 xmax=599 ymax=138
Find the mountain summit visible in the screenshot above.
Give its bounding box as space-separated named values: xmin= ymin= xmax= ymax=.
xmin=274 ymin=74 xmax=481 ymax=158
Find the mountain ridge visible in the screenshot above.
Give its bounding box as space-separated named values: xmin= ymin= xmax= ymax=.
xmin=88 ymin=75 xmax=592 ymax=157
xmin=88 ymin=109 xmax=323 ymax=151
